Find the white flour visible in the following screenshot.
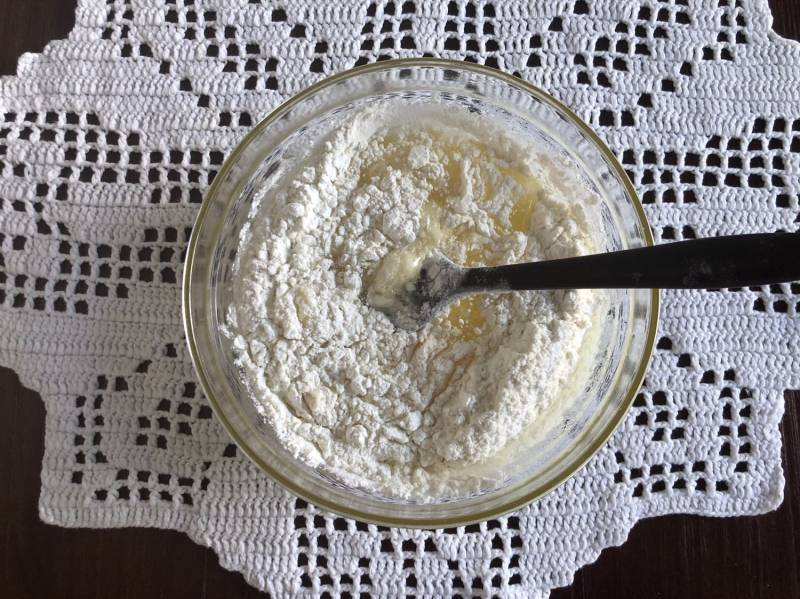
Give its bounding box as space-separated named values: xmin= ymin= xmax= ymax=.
xmin=226 ymin=105 xmax=601 ymax=500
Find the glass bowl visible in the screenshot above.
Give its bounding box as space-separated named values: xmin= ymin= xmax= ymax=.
xmin=183 ymin=59 xmax=658 ymax=527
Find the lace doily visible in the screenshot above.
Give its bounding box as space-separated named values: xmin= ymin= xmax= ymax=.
xmin=1 ymin=0 xmax=798 ymax=596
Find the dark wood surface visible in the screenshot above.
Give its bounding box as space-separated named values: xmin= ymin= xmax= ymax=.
xmin=1 ymin=2 xmax=799 ymax=597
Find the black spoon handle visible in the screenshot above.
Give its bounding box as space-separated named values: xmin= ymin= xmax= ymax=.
xmin=461 ymin=232 xmax=800 ymax=291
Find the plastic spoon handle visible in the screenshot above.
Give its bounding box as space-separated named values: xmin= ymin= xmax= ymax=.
xmin=461 ymin=232 xmax=800 ymax=291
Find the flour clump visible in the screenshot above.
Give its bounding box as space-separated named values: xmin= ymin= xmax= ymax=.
xmin=226 ymin=104 xmax=602 ymax=500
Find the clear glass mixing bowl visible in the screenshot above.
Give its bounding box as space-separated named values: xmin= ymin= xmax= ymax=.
xmin=183 ymin=59 xmax=658 ymax=527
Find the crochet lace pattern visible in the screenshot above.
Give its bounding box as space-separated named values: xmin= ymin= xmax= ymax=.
xmin=1 ymin=0 xmax=798 ymax=596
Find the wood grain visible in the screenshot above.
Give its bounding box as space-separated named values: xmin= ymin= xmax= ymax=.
xmin=1 ymin=2 xmax=799 ymax=597
xmin=0 ymin=0 xmax=75 ymax=75
xmin=770 ymin=1 xmax=800 ymax=41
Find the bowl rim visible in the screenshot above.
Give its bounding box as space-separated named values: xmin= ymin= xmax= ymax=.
xmin=182 ymin=57 xmax=660 ymax=527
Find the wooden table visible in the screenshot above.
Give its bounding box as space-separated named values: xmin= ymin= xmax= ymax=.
xmin=1 ymin=2 xmax=799 ymax=597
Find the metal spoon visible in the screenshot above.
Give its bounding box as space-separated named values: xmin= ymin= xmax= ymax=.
xmin=374 ymin=232 xmax=800 ymax=331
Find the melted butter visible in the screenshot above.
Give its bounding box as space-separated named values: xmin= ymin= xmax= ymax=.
xmin=365 ymin=130 xmax=542 ymax=340
xmin=498 ymin=165 xmax=541 ymax=234
xmin=445 ymin=295 xmax=485 ymax=341
xmin=509 ymin=193 xmax=537 ymax=233
xmin=464 ymin=247 xmax=483 ymax=267
xmin=470 ymin=162 xmax=540 ymax=236
xmin=366 ymin=206 xmax=444 ymax=312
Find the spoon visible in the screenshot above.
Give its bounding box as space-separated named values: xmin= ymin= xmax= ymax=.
xmin=374 ymin=232 xmax=800 ymax=331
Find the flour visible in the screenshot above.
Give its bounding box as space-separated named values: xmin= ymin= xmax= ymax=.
xmin=225 ymin=104 xmax=602 ymax=500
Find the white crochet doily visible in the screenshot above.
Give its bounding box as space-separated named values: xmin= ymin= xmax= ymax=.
xmin=1 ymin=0 xmax=798 ymax=596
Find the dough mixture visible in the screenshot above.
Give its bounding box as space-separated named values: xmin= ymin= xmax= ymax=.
xmin=225 ymin=105 xmax=602 ymax=500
